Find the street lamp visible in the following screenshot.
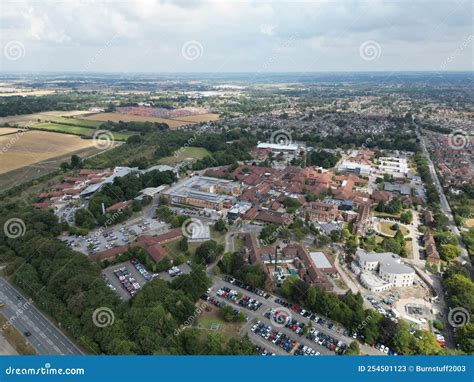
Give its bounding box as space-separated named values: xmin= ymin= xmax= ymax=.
xmin=274 ymin=245 xmax=280 ymax=272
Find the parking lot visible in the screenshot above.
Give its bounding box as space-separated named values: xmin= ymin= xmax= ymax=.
xmin=102 ymin=260 xmax=153 ymax=300
xmin=60 ymin=217 xmax=170 ymax=256
xmin=212 ymin=275 xmax=383 ymax=356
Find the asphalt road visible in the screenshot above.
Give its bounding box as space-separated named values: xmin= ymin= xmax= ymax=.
xmin=0 ymin=277 xmax=83 ymax=355
xmin=416 ymin=126 xmax=471 ymax=266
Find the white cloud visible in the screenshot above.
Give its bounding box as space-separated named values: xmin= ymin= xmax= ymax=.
xmin=0 ymin=0 xmax=472 ymax=72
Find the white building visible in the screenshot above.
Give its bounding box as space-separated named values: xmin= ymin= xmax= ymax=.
xmin=337 ymin=161 xmax=371 ymax=176
xmin=355 ymin=249 xmax=415 ymax=291
xmin=378 ymin=156 xmax=408 ymax=176
xmin=257 ymin=142 xmax=299 ymax=153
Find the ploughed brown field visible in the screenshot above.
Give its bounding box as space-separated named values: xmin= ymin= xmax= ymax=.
xmin=0 ymin=128 xmax=20 ymax=136
xmin=80 ymin=112 xmax=220 ymax=129
xmin=170 ymin=113 xmax=220 ymax=123
xmin=0 ymin=130 xmax=99 ymax=174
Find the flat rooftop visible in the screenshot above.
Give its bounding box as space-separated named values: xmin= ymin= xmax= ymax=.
xmin=257 ymin=143 xmax=298 ymax=151
xmin=309 ymin=251 xmax=332 ymax=269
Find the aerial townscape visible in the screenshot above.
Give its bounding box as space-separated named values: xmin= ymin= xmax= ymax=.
xmin=0 ymin=0 xmax=472 ymax=362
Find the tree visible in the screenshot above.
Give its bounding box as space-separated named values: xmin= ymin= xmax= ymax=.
xmin=214 ymin=219 xmax=227 ymax=232
xmin=439 ymin=244 xmax=460 ymax=262
xmin=70 ymin=154 xmax=83 ymax=169
xmin=400 ymin=210 xmax=413 ymax=224
xmin=432 ymin=320 xmax=444 ymax=331
xmin=178 ymin=237 xmax=188 ymax=252
xmin=74 ymin=208 xmax=96 ymax=229
xmin=259 ymin=224 xmax=280 ymax=245
xmin=195 ymin=240 xmax=223 ymax=264
xmin=454 ymin=322 xmax=474 ymax=353
xmin=346 ymin=341 xmax=360 ymax=355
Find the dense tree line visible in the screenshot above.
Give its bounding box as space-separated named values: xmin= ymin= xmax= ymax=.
xmin=307 ymin=150 xmax=341 ymax=169
xmin=0 ymin=206 xmax=255 ymax=355
xmin=0 ymin=93 xmax=111 ymax=117
xmin=442 ymin=265 xmax=474 ymax=353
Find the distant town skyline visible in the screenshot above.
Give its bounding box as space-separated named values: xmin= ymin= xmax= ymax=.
xmin=1 ymin=0 xmax=472 ymax=73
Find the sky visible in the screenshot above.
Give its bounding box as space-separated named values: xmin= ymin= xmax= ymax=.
xmin=0 ymin=0 xmax=472 ymax=73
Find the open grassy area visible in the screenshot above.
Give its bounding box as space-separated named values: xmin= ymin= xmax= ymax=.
xmin=195 ymin=306 xmax=243 ymax=340
xmin=379 ymin=221 xmax=409 ymax=237
xmin=404 ymin=239 xmax=413 ymax=259
xmin=233 ymin=236 xmax=244 ymax=252
xmin=32 ymin=122 xmax=97 ymax=136
xmin=31 ymin=122 xmax=133 ymax=141
xmin=44 ymin=117 xmax=103 ymax=129
xmin=0 ymin=314 xmax=36 ymax=355
xmin=158 ymin=147 xmax=211 ymax=165
xmin=373 ymin=211 xmax=402 ymax=219
xmin=210 ymin=227 xmax=226 ymax=245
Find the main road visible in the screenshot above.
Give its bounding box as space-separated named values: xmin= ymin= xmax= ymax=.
xmin=416 ymin=126 xmax=471 ymax=266
xmin=0 ymin=277 xmax=83 ymax=355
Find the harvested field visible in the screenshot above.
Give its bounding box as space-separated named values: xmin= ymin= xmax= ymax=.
xmin=30 ymin=122 xmax=133 ymax=141
xmin=81 ymin=113 xmax=191 ymax=129
xmin=0 ymin=111 xmax=90 ymax=127
xmin=0 ymin=90 xmax=56 ymax=97
xmin=172 ymin=113 xmax=220 ymax=123
xmin=0 ymin=130 xmax=101 ymax=175
xmin=0 ymin=128 xmax=19 ymax=136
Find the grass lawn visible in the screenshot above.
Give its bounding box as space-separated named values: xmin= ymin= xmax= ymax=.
xmin=404 ymin=239 xmax=414 ymax=259
xmin=42 ymin=117 xmax=103 ymax=129
xmin=373 ymin=211 xmax=402 ymax=219
xmin=163 ymin=240 xmax=189 ymax=259
xmin=32 ymin=122 xmax=96 ymax=136
xmin=0 ymin=314 xmax=36 ymax=355
xmin=158 ymin=147 xmax=211 ymax=165
xmin=195 ymin=306 xmax=243 ymax=340
xmin=233 ymin=236 xmax=244 ymax=252
xmin=379 ymin=221 xmax=409 ymax=237
xmin=210 ymin=227 xmax=226 ymax=245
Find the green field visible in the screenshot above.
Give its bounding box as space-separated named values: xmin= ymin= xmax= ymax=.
xmin=31 ymin=122 xmax=134 ymax=141
xmin=379 ymin=221 xmax=409 ymax=237
xmin=32 ymin=122 xmax=96 ymax=136
xmin=46 ymin=117 xmax=103 ymax=129
xmin=158 ymin=147 xmax=211 ymax=165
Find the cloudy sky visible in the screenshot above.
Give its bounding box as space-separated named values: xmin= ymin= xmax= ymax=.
xmin=0 ymin=0 xmax=472 ymax=73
